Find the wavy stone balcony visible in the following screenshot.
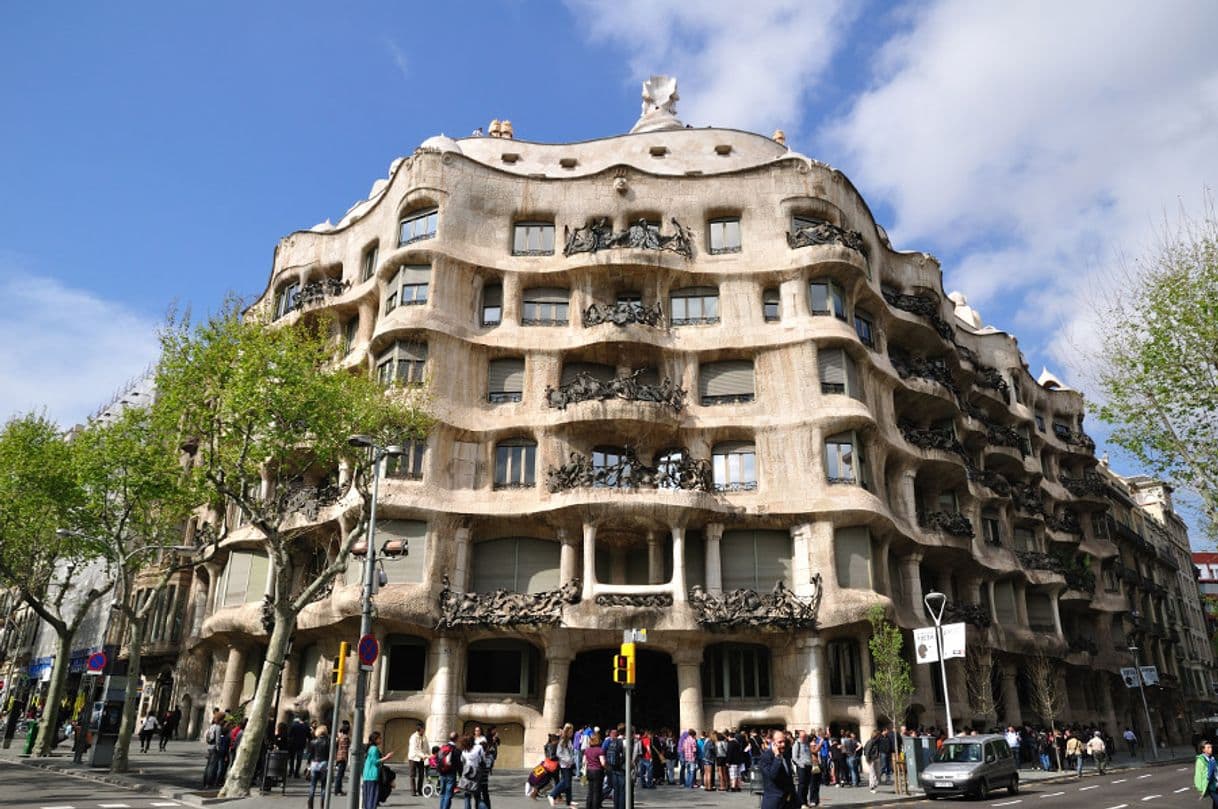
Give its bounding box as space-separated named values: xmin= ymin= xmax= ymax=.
xmin=881 ymin=289 xmax=955 ymax=342
xmin=1059 ymin=472 xmax=1107 ymax=498
xmin=919 ymin=510 xmax=975 ymax=538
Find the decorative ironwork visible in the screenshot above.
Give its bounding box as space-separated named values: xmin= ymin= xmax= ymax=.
xmin=1044 ymin=510 xmax=1082 ymax=535
xmin=545 ymin=448 xmax=713 ymax=493
xmin=881 ymin=288 xmax=954 ymax=341
xmin=594 ymin=593 xmax=673 ymax=608
xmin=1064 ymin=568 xmax=1096 ymax=593
xmin=968 ymin=467 xmax=1012 ymax=497
xmin=1010 ymin=481 xmax=1046 ymax=515
xmin=920 ymin=511 xmax=975 ymax=538
xmin=1059 ymin=472 xmax=1106 ymax=498
xmin=786 ymin=219 xmax=865 ymax=253
xmin=984 ymin=422 xmax=1030 ymax=456
xmin=974 ymin=365 xmax=1010 ymax=403
xmin=1016 ymin=550 xmax=1068 ymax=575
xmin=943 ymin=600 xmax=992 ymax=629
xmin=436 ymin=575 xmax=581 ymax=629
xmin=687 ymin=576 xmax=822 ymax=631
xmin=1053 ymin=424 xmax=1096 ymax=452
xmin=898 ymin=422 xmax=968 ymax=461
xmin=545 ymin=370 xmax=686 ymax=412
xmin=582 ymin=301 xmax=664 ymax=328
xmin=889 ymin=350 xmax=959 ymax=394
xmin=296 ymin=277 xmax=349 ymax=308
xmin=563 ymin=217 xmax=694 ymax=259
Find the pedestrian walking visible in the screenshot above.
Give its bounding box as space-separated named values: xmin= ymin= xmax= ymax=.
xmin=306 ymin=724 xmax=331 ymax=809
xmin=550 ymin=722 xmax=577 ymax=806
xmin=138 ymin=713 xmax=160 ymax=753
xmin=583 ymin=732 xmax=605 ymax=809
xmin=1124 ymin=727 xmax=1139 ymax=758
xmin=1195 ymin=740 xmax=1218 ymax=808
xmin=1086 ymin=731 xmax=1108 ymax=775
xmin=409 ymin=722 xmax=429 ymax=796
xmin=334 ymin=720 xmax=351 ymax=796
xmin=460 ymin=733 xmax=491 ymax=809
xmin=71 ymin=719 xmax=89 ymax=764
xmin=361 ymin=731 xmax=393 ymax=809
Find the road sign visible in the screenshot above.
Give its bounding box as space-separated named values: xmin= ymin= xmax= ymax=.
xmin=1121 ymin=666 xmax=1140 ymax=687
xmin=86 ymin=651 xmax=107 ymax=673
xmin=622 ymin=629 xmax=647 ymax=644
xmin=357 ymin=634 xmax=379 ymax=670
xmin=1139 ymin=665 xmax=1160 ymax=686
xmin=913 ymin=627 xmax=939 ymax=663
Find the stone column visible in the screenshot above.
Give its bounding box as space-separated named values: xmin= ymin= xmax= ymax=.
xmin=610 ymin=548 xmax=627 ymax=584
xmin=901 ymin=469 xmax=919 ymax=527
xmin=875 ymin=537 xmax=892 ymax=599
xmin=1015 ymin=584 xmax=1030 ymax=628
xmin=540 ymin=648 xmax=572 ymax=735
xmin=789 ymin=523 xmax=812 ymax=596
xmin=453 ymin=526 xmax=472 ymax=591
xmin=647 ymin=531 xmax=663 ymax=585
xmin=705 ymin=523 xmax=724 ymax=594
xmin=581 ymin=523 xmax=597 ymax=601
xmin=1001 ymin=663 xmax=1021 ymax=724
xmin=935 ymin=570 xmax=954 ymax=601
xmin=859 ymin=636 xmax=876 ymax=738
xmin=558 ymin=529 xmax=578 ymax=584
xmin=670 ymin=526 xmax=687 ymax=603
xmin=900 ymin=551 xmax=925 ymax=617
xmin=502 ymin=273 xmax=522 ymax=327
xmin=674 ymin=648 xmax=704 ymax=734
xmin=986 ymin=581 xmax=998 ymax=624
xmin=426 ymin=636 xmax=461 ymax=741
xmin=1050 ymin=590 xmax=1064 ymax=638
xmin=807 ymin=637 xmax=828 ymax=731
xmin=203 ymin=560 xmax=223 ymax=617
xmin=220 ymin=645 xmax=247 ymax=712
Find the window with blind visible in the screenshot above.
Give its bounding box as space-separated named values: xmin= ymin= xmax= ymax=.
xmin=702 ymin=644 xmax=771 ymax=700
xmin=712 ymin=442 xmax=757 ymax=491
xmin=591 ymin=446 xmax=632 ymax=488
xmin=361 ymin=242 xmax=379 ymax=282
xmin=994 ymin=581 xmax=1018 ymax=624
xmin=220 ymin=550 xmax=269 ymax=607
xmin=854 ymin=310 xmax=875 ymax=348
xmin=670 ymin=286 xmax=720 ymax=325
xmin=1027 ymin=592 xmax=1055 ymax=630
xmin=825 ymin=431 xmax=869 ymax=488
xmin=809 ymin=280 xmax=847 ymax=319
xmin=560 ymin=362 xmax=615 ymax=387
xmin=471 ymin=538 xmax=560 ymax=593
xmin=488 ymin=358 xmax=525 ymax=403
xmin=720 ymin=529 xmax=791 ymax=589
xmin=375 ymin=341 xmax=428 ymax=386
xmin=346 ymin=520 xmax=427 ymax=585
xmin=384 ymin=265 xmax=430 ymax=314
xmin=342 ymin=316 xmax=359 ymax=355
xmin=386 ymin=438 xmax=426 ymax=480
xmin=683 ymin=531 xmax=706 ymax=589
xmin=398 ymin=208 xmax=438 ymax=246
xmin=827 ymin=640 xmax=861 ymax=696
xmin=707 ymin=217 xmax=742 ymax=254
xmin=818 ymin=347 xmax=862 ymax=400
xmin=982 ymin=512 xmax=1002 ymax=545
xmin=494 ymin=438 xmax=536 ymax=488
xmin=482 ymin=283 xmax=503 ymax=326
xmin=1013 ymin=526 xmax=1036 ymax=552
xmin=512 ymin=222 xmax=555 ymax=256
xmin=762 ymin=287 xmax=780 ymax=322
xmin=700 ymin=360 xmax=754 ymax=405
xmin=522 ymin=287 xmax=570 ymax=325
xmin=834 ymin=526 xmax=872 ymax=589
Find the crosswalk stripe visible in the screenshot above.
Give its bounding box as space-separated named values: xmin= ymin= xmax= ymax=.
xmin=1112 ymin=778 xmax=1127 ymax=783
xmin=1102 ymin=804 xmax=1127 ymax=809
xmin=1141 ymin=796 xmax=1160 ymax=801
xmin=97 ymin=804 xmax=131 ymax=808
xmin=1174 ymin=787 xmax=1190 ymax=793
xmin=1039 ymin=791 xmax=1065 ymax=798
xmin=40 ymin=805 xmax=74 ymax=809
xmin=1079 ymin=785 xmax=1098 ymax=790
xmin=1136 ymin=773 xmax=1152 ymax=779
xmin=150 ymin=804 xmax=180 ymax=807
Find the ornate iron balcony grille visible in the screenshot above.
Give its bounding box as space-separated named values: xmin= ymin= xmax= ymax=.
xmin=974 ymin=365 xmax=1011 ymax=403
xmin=583 ymin=301 xmax=664 ymax=328
xmin=296 ymin=277 xmax=349 ymax=309
xmin=1010 ymin=482 xmax=1046 ymax=515
xmin=1044 ymin=510 xmax=1082 ymax=534
xmin=899 ymin=422 xmax=969 ymax=461
xmin=563 ymin=217 xmax=694 ymax=259
xmin=943 ymin=600 xmax=992 ymax=629
xmin=701 ymin=393 xmax=754 ymax=406
xmin=546 ymin=370 xmax=686 ymax=412
xmin=436 ymin=575 xmax=581 ymax=630
xmin=820 ymin=382 xmax=846 ymax=395
xmin=1053 ymin=424 xmax=1097 ymax=452
xmin=399 ymin=231 xmax=435 ymax=247
xmin=1058 ymin=472 xmax=1106 ymax=497
xmin=708 ymin=244 xmax=742 ymax=255
xmin=984 ymin=421 xmax=1031 ymax=456
xmin=671 ymin=315 xmax=720 ymax=326
xmin=521 ymin=317 xmax=569 ymax=327
xmin=1016 ymin=550 xmax=1069 ymax=575
xmin=713 ymin=480 xmax=758 ymax=493
xmin=920 ymin=511 xmax=975 ymax=538
xmin=492 ymin=480 xmax=534 ymax=490
xmin=488 ymin=392 xmax=523 ymax=404
xmin=546 ymin=448 xmax=712 ymax=493
xmin=881 ymin=288 xmax=955 ymax=341
xmin=968 ymin=467 xmax=1012 ymax=497
xmin=688 ymin=577 xmax=823 ymax=631
xmin=787 ymin=220 xmax=865 ymax=253
xmin=889 ymin=349 xmax=959 ymax=395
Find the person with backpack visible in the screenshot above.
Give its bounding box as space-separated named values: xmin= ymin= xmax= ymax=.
xmin=461 ymin=733 xmax=491 ymax=809
xmin=306 ymin=724 xmax=331 ymax=809
xmin=582 ymin=732 xmax=606 ymax=809
xmin=361 ymin=731 xmax=393 ymax=809
xmin=603 ymin=727 xmax=626 ymax=809
xmin=1195 ymin=740 xmax=1218 ymax=807
xmin=437 ymin=731 xmax=460 ymax=809
xmin=863 ymin=730 xmax=881 ymax=792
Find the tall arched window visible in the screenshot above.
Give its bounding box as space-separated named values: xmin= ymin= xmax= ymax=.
xmin=494 ymin=438 xmax=536 ymax=488
xmin=712 ymin=442 xmax=756 ymax=491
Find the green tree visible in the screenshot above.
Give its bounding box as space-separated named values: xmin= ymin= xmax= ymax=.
xmin=866 ymin=604 xmax=916 ymax=730
xmin=70 ymin=405 xmax=202 ymax=773
xmin=1092 ymin=203 xmax=1218 ymax=530
xmin=0 ymin=413 xmax=111 ymax=757
xmin=153 ymin=299 xmax=432 ymax=798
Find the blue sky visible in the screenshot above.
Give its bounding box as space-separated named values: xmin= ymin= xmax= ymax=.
xmin=2 ymin=1 xmax=1216 ymax=535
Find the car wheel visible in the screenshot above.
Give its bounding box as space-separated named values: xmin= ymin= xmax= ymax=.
xmin=976 ymin=779 xmax=990 ymax=800
xmin=1008 ymin=774 xmax=1019 ymax=795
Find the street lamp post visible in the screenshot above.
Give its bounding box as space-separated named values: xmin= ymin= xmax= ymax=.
xmin=346 ymin=436 xmax=402 ymax=809
xmin=1128 ymin=644 xmax=1159 ymax=761
xmin=924 ymin=591 xmax=955 ymax=738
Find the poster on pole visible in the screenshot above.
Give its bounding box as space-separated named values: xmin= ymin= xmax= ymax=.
xmin=1139 ymin=666 xmax=1160 ymax=686
xmin=940 ymin=623 xmax=967 ymax=659
xmin=1120 ymin=667 xmax=1140 ymax=687
xmin=913 ymin=627 xmax=939 ymax=663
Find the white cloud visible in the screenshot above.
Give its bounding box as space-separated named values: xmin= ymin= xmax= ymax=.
xmin=0 ymin=266 xmax=161 ymax=428
xmin=385 ymin=37 xmax=410 ymax=81
xmin=567 ymin=0 xmax=855 ymax=133
xmin=821 ymin=1 xmax=1218 ymax=381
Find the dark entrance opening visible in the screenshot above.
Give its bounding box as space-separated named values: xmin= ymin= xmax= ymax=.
xmin=564 ymin=648 xmax=678 ymax=731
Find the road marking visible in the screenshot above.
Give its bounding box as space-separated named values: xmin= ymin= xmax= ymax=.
xmin=40 ymin=805 xmax=74 ymax=809
xmin=1174 ymin=787 xmax=1190 ymax=793
xmin=150 ymin=805 xmax=181 ymax=808
xmin=1080 ymin=785 xmax=1099 ymax=791
xmin=1136 ymin=773 xmax=1152 ymax=779
xmin=1176 ymin=767 xmax=1188 ymax=772
xmin=1102 ymin=804 xmax=1127 ymax=809
xmin=1112 ymin=778 xmax=1127 ymax=783
xmin=990 ymin=801 xmax=1022 ymax=807
xmin=1141 ymin=796 xmax=1160 ymax=802
xmin=97 ymin=805 xmax=131 ymax=808
xmin=1040 ymin=791 xmax=1065 ymax=798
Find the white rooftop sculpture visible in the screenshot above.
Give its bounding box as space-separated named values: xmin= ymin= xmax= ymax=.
xmin=630 ymin=75 xmax=684 ymax=133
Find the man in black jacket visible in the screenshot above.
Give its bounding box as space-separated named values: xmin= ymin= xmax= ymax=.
xmin=759 ymin=731 xmax=797 ymax=809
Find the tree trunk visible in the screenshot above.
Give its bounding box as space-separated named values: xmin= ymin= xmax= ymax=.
xmin=218 ymin=602 xmax=295 ymax=797
xmin=110 ymin=615 xmax=144 ymax=773
xmin=33 ymin=627 xmax=73 ymax=757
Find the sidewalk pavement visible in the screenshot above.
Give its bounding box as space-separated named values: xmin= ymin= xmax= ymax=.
xmin=0 ymin=740 xmax=1197 ymax=808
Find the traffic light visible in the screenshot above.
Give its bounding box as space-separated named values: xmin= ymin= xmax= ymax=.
xmin=332 ymin=641 xmax=349 ymax=686
xmin=613 ymin=642 xmax=636 ymax=686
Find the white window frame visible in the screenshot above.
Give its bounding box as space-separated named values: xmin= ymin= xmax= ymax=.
xmin=398 ymin=208 xmax=438 ymax=246
xmin=512 ymin=222 xmax=556 ymax=256
xmin=707 ymin=217 xmax=742 ymax=254
xmin=494 ymin=438 xmax=536 ymax=489
xmin=712 ymin=442 xmax=757 ymax=492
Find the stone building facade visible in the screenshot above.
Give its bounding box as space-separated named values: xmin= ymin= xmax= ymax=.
xmin=167 ymin=82 xmax=1206 ymax=762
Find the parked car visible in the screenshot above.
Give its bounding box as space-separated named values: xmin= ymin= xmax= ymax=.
xmin=918 ymin=734 xmax=1018 ymax=799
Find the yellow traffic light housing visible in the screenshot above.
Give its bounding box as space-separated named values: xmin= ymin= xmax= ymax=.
xmin=612 ymin=642 xmax=636 ymax=686
xmin=332 ymin=641 xmax=350 ymax=686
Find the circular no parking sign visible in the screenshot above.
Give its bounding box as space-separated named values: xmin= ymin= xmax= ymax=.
xmin=358 ymin=634 xmax=379 ymax=668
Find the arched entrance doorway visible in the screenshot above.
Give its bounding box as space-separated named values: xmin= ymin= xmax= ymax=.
xmin=564 ymin=649 xmax=678 ymax=731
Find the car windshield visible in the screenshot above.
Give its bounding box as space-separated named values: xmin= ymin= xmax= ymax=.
xmin=933 ymin=742 xmax=982 ymax=763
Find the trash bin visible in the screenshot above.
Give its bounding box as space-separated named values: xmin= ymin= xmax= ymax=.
xmin=23 ymin=719 xmax=39 ymax=756
xmin=262 ymin=749 xmax=289 ymax=794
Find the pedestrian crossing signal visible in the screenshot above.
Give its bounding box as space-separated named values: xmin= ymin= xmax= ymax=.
xmin=612 ymin=642 xmax=636 ymax=686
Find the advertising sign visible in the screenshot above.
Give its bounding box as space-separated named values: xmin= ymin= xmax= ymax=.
xmin=1120 ymin=667 xmax=1140 ymax=688
xmin=913 ymin=627 xmax=939 ymax=663
xmin=940 ymin=623 xmax=967 ymax=659
xmin=1139 ymin=666 xmax=1159 ymax=686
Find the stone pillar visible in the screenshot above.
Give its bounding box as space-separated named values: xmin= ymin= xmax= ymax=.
xmin=220 ymin=645 xmax=247 ymax=712
xmin=807 ymin=637 xmax=828 ymax=731
xmin=581 ymin=523 xmax=597 ymax=601
xmin=610 ymin=548 xmax=627 ymax=584
xmin=935 ymin=570 xmax=954 ymax=601
xmin=901 ymin=469 xmax=919 ymax=526
xmin=705 ymin=523 xmax=724 ymax=594
xmin=670 ymin=526 xmax=687 ymax=603
xmin=1015 ymin=584 xmax=1030 ymax=628
xmin=1050 ymin=590 xmax=1064 ymax=638
xmin=426 ymin=636 xmax=461 ymax=741
xmin=647 ymin=531 xmax=663 ymax=585
xmin=502 ymin=273 xmax=522 ymax=327
xmin=790 ymin=523 xmax=812 ymax=595
xmin=1001 ymin=663 xmax=1021 ymax=724
xmin=453 ymin=526 xmax=472 ymax=591
xmin=674 ymin=648 xmax=704 ymax=734
xmin=540 ymin=648 xmax=572 ymax=738
xmin=558 ymin=529 xmax=578 ymax=584
xmin=875 ymin=538 xmax=892 ymax=599
xmin=986 ymin=581 xmax=998 ymax=624
xmin=859 ymin=636 xmax=876 ymax=738
xmin=203 ymin=560 xmax=223 ymax=616
xmin=900 ymin=551 xmax=925 ymax=617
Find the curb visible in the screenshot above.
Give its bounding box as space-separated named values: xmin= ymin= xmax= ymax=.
xmin=1 ymin=753 xmax=213 ymax=806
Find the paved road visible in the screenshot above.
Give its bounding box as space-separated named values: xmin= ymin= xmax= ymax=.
xmin=0 ymin=760 xmax=184 ymax=809
xmin=909 ymin=764 xmax=1201 ymax=808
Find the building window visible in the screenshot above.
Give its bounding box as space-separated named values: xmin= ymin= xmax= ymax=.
xmin=834 ymin=526 xmax=872 ymax=589
xmin=386 ymin=438 xmax=426 ymax=480
xmin=341 ymin=316 xmax=359 ymax=355
xmin=825 ymin=431 xmax=869 ymax=488
xmin=398 ymin=208 xmax=438 ymax=246
xmin=512 ymin=222 xmax=556 ymax=256
xmin=700 ymin=360 xmax=755 ymax=405
xmin=361 ymin=243 xmax=379 ymax=282
xmin=655 ymin=448 xmax=689 ymax=490
xmin=488 ymin=358 xmax=525 ymax=403
xmin=670 ymin=286 xmax=720 ymax=325
xmin=982 ymin=512 xmax=1002 ymax=545
xmin=712 ymin=441 xmax=757 ymax=491
xmin=384 ymin=265 xmax=430 ymax=314
xmin=854 ymin=311 xmax=875 ymax=348
xmin=827 ymin=640 xmax=861 ymax=696
xmin=1027 ymin=592 xmax=1055 ymax=631
xmin=762 ymin=288 xmax=780 ymax=322
xmin=702 ymin=644 xmax=771 ymax=700
xmin=707 ymin=217 xmax=742 ymax=254
xmin=219 ymin=550 xmax=270 ymax=607
xmin=592 ymin=446 xmax=633 ymax=488
xmin=1013 ymin=526 xmax=1036 ymax=552
xmin=494 ymin=438 xmax=536 ymax=489
xmin=384 ymin=637 xmax=427 ymax=692
xmin=819 ymin=347 xmax=863 ymax=400
xmin=809 ymin=280 xmax=847 ymax=319
xmin=482 ymin=283 xmax=503 ymax=326
xmin=471 ymin=538 xmax=560 ymax=593
xmin=274 ymin=281 xmax=300 ymax=320
xmin=521 ymin=287 xmax=570 ymax=325
xmin=347 ymin=519 xmax=427 ymax=584
xmin=466 ymin=640 xmax=539 ymax=697
xmin=375 ymin=341 xmax=427 ymax=386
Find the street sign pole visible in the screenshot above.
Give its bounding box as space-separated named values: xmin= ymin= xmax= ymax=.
xmin=324 ymin=680 xmax=342 ymax=809
xmin=1129 ymin=645 xmax=1159 ymax=760
xmin=624 ymin=684 xmax=633 ymax=809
